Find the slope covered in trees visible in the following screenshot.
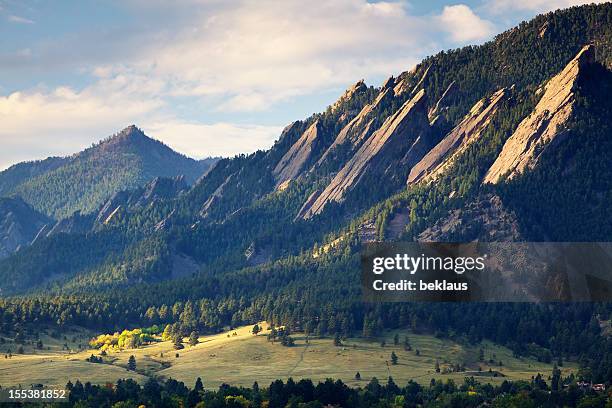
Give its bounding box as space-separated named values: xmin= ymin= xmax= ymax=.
xmin=0 ymin=2 xmax=611 ymax=389
xmin=0 ymin=125 xmax=218 ymax=219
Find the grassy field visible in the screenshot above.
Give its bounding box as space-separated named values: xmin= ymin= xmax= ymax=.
xmin=0 ymin=323 xmax=575 ymax=389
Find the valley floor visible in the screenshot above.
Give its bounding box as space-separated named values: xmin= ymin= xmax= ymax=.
xmin=0 ymin=323 xmax=573 ymax=389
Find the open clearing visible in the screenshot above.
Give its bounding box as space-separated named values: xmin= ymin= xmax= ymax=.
xmin=0 ymin=323 xmax=574 ymax=389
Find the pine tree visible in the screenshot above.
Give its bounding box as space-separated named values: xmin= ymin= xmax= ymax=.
xmin=194 ymin=377 xmax=204 ymax=392
xmin=128 ymin=355 xmax=136 ymax=371
xmin=189 ymin=331 xmax=199 ymax=347
xmin=173 ymin=335 xmax=184 ymax=350
xmin=403 ymin=336 xmax=412 ymax=351
xmin=391 ymin=351 xmax=398 ymax=365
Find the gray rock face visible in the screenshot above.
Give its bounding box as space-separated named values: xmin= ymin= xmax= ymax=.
xmin=300 ymin=89 xmax=431 ymax=219
xmin=316 ymin=85 xmax=394 ymax=169
xmin=408 ymin=88 xmax=510 ymax=185
xmin=273 ymin=120 xmax=321 ymax=188
xmin=418 ymin=194 xmax=522 ymax=242
xmin=0 ymin=197 xmax=50 ymax=259
xmin=484 ymin=45 xmax=594 ymax=184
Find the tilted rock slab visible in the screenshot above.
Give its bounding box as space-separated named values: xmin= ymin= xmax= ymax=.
xmin=300 ymin=89 xmax=429 ymax=219
xmin=316 ymin=80 xmax=395 ymax=167
xmin=483 ymin=45 xmax=594 ymax=184
xmin=273 ymin=120 xmax=321 ymax=188
xmin=408 ymin=87 xmax=510 ymax=185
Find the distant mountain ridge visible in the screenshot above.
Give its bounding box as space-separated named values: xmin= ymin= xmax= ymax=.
xmin=0 ymin=4 xmax=610 ymax=308
xmin=0 ymin=125 xmax=218 ymax=220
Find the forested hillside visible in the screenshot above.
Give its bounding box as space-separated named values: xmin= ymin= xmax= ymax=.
xmin=0 ymin=125 xmax=218 ymax=219
xmin=0 ymin=3 xmax=611 ymax=387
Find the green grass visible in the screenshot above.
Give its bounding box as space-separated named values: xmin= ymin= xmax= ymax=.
xmin=0 ymin=324 xmax=575 ymax=389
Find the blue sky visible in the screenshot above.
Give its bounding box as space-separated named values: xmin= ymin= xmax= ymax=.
xmin=0 ymin=0 xmax=604 ymax=169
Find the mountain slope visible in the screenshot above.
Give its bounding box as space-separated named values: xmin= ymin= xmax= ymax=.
xmin=299 ymin=89 xmax=432 ymax=219
xmin=0 ymin=157 xmax=67 ymax=196
xmin=1 ymin=3 xmax=612 ymax=386
xmin=484 ymin=45 xmax=593 ymax=183
xmin=0 ymin=126 xmax=217 ymax=219
xmin=0 ymin=5 xmax=609 ymax=310
xmin=0 ymin=197 xmax=50 ymax=259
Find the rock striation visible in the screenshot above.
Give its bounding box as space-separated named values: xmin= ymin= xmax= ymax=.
xmin=316 ymin=79 xmax=395 ymax=168
xmin=483 ymin=45 xmax=594 ymax=184
xmin=273 ymin=121 xmax=321 ymax=188
xmin=0 ymin=197 xmax=50 ymax=259
xmin=408 ymin=88 xmax=510 ymax=184
xmin=299 ymin=89 xmax=430 ymax=219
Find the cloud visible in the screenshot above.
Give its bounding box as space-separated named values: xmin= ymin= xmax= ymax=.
xmin=144 ymin=121 xmax=283 ymax=158
xmin=8 ymin=15 xmax=34 ymax=24
xmin=123 ymin=0 xmax=430 ymax=110
xmin=0 ymin=0 xmax=509 ymax=169
xmin=0 ymin=82 xmax=282 ymax=169
xmin=484 ymin=0 xmax=608 ymax=14
xmin=437 ymin=4 xmax=496 ymax=43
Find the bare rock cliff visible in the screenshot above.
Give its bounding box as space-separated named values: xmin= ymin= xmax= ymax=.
xmin=273 ymin=120 xmax=321 ymax=187
xmin=300 ymin=89 xmax=430 ymax=219
xmin=483 ymin=45 xmax=594 ymax=184
xmin=408 ymin=87 xmax=510 ymax=184
xmin=316 ymin=79 xmax=395 ymax=167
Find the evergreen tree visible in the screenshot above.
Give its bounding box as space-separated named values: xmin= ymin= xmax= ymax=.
xmin=189 ymin=331 xmax=199 ymax=347
xmin=128 ymin=355 xmax=136 ymax=371
xmin=194 ymin=377 xmax=204 ymax=392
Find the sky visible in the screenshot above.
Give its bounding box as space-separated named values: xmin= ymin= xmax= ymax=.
xmin=0 ymin=0 xmax=606 ymax=169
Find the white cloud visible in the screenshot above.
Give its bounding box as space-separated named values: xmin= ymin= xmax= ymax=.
xmin=120 ymin=0 xmax=429 ymax=110
xmin=484 ymin=0 xmax=608 ymax=14
xmin=8 ymin=15 xmax=34 ymax=24
xmin=0 ymin=83 xmax=282 ymax=169
xmin=0 ymin=0 xmax=506 ymax=169
xmin=144 ymin=121 xmax=282 ymax=158
xmin=438 ymin=4 xmax=496 ymax=43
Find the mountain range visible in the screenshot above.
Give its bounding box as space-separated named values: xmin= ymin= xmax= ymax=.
xmin=0 ymin=125 xmax=218 ymax=221
xmin=0 ymin=5 xmax=610 ymax=383
xmin=1 ymin=4 xmax=611 ymax=295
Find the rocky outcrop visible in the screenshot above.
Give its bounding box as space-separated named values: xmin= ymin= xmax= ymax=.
xmin=408 ymin=88 xmax=510 ymax=184
xmin=428 ymin=81 xmax=457 ymax=122
xmin=244 ymin=242 xmax=272 ymax=266
xmin=273 ymin=120 xmax=321 ymax=187
xmin=418 ymin=194 xmax=522 ymax=241
xmin=0 ymin=197 xmax=51 ymax=258
xmin=200 ymin=173 xmax=235 ymax=217
xmin=316 ymin=80 xmax=395 ymax=168
xmin=330 ymin=80 xmax=368 ymax=113
xmin=300 ymin=89 xmax=431 ymax=219
xmin=43 ymin=175 xmax=189 ymax=236
xmin=484 ymin=45 xmax=594 ymax=184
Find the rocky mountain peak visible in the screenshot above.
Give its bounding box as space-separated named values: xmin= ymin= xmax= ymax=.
xmin=299 ymin=89 xmax=431 ymax=219
xmin=484 ymin=45 xmax=594 ymax=184
xmin=331 ymin=80 xmax=368 ymax=113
